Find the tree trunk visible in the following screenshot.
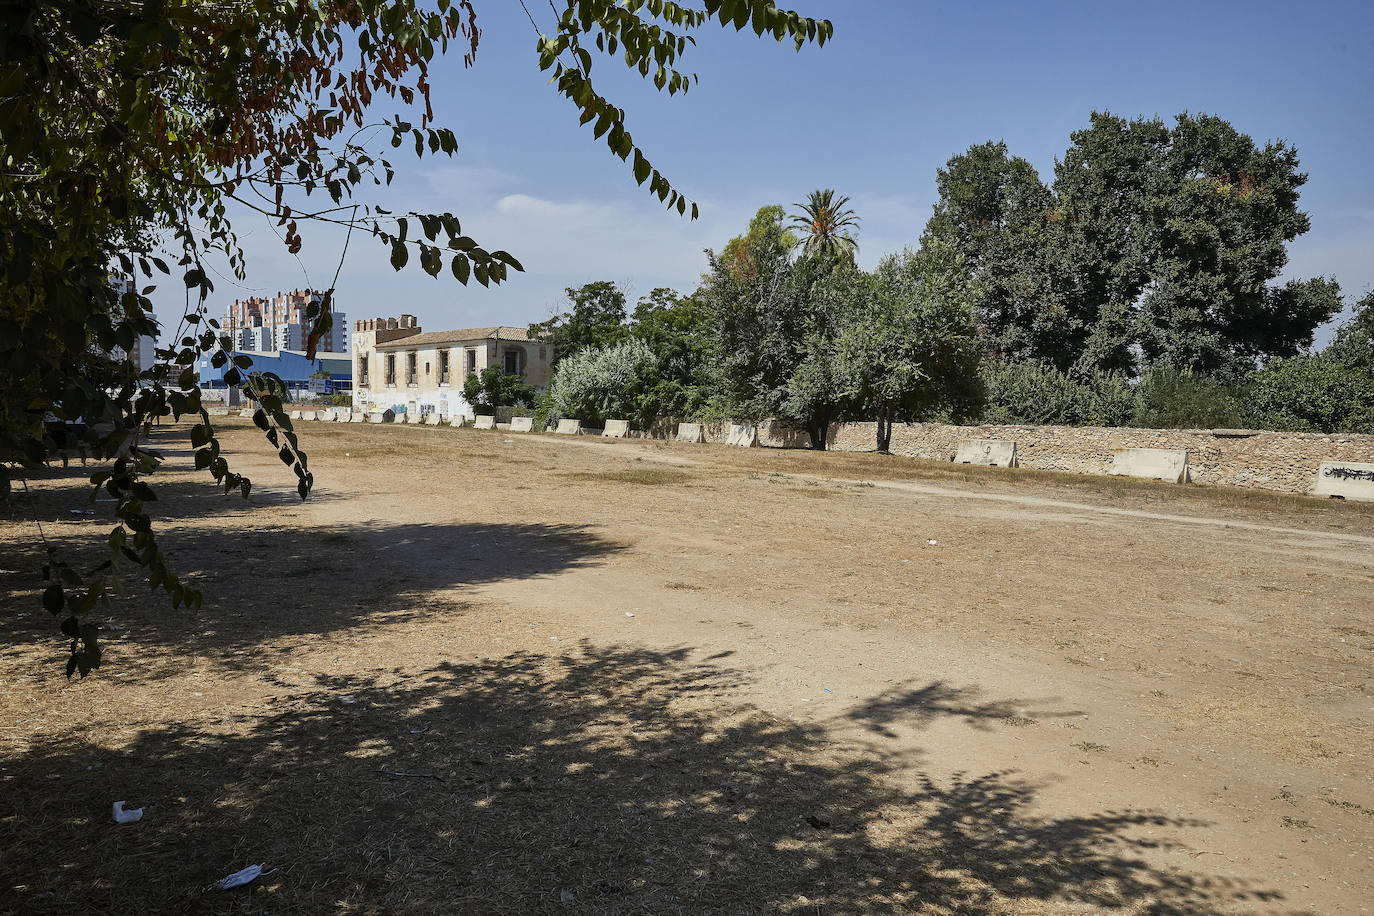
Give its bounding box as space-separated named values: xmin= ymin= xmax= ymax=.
xmin=808 ymin=420 xmax=827 ymax=450
xmin=876 ymin=413 xmax=892 ymax=453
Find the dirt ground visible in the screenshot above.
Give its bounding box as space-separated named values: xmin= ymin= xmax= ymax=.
xmin=2 ymin=419 xmax=1371 ymax=915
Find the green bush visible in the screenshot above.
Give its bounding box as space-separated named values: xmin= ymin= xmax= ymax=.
xmin=462 ymin=366 xmax=538 ymax=412
xmin=546 ymin=338 xmax=661 ymax=428
xmin=1244 ymin=355 xmax=1374 ymax=433
xmin=979 ymin=361 xmax=1135 ymax=427
xmin=1131 ymin=366 xmax=1243 ymax=429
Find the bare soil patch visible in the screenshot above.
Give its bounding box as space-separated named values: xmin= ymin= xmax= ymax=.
xmin=2 ymin=420 xmax=1371 ymax=914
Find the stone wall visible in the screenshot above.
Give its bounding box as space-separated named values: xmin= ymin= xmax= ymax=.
xmin=679 ymin=419 xmax=1374 ymax=495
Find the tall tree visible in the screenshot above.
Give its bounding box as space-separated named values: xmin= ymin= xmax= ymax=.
xmin=838 ymin=241 xmax=983 ymax=451
xmin=1 ymin=0 xmax=833 ymax=671
xmin=528 ymin=281 xmax=630 ymax=364
xmin=789 ymin=189 xmax=861 ymax=260
xmin=1135 ymin=113 xmax=1337 ymax=373
xmin=922 ymin=114 xmax=1340 ymax=376
xmin=1325 ymin=291 xmax=1374 ymax=371
xmin=719 ymin=205 xmax=799 ymax=281
xmin=630 ymin=288 xmax=713 ymax=419
xmin=704 ymin=210 xmax=861 ymax=449
xmin=919 ymin=143 xmax=1058 ymax=366
xmin=1050 ymin=113 xmax=1169 ymax=374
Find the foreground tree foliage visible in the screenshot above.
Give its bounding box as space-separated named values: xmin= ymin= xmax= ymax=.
xmin=0 ymin=0 xmax=833 ymax=671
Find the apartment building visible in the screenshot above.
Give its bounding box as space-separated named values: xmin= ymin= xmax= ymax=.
xmin=223 ymin=289 xmax=348 ymax=353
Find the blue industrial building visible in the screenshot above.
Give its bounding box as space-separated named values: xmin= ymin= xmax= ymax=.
xmin=197 ymin=350 xmax=352 ymax=401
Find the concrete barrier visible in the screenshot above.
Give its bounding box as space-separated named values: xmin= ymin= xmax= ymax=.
xmin=602 ymin=419 xmax=630 ymax=438
xmin=421 ymin=413 xmax=439 ymax=425
xmin=954 ymin=438 xmax=1018 ymax=467
xmin=555 ymin=418 xmax=582 ymax=435
xmin=473 ymin=415 xmax=496 ymax=430
xmin=1109 ymin=447 xmax=1188 ymax=483
xmin=208 ymin=407 xmax=230 ymax=417
xmin=289 ymin=409 xmax=303 ymax=420
xmin=372 ymin=408 xmax=395 ymax=423
xmin=1313 ymin=461 xmax=1374 ymax=501
xmin=675 ymin=422 xmax=706 ymax=443
xmin=449 ymin=415 xmax=467 ymax=428
xmin=331 ymin=408 xmax=347 ymax=421
xmin=510 ymin=416 xmax=535 ymax=433
xmin=727 ymin=424 xmax=760 ymax=448
xmin=349 ymin=411 xmax=365 ymax=423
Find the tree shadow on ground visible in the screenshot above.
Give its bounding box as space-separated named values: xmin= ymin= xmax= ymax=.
xmin=8 ymin=457 xmax=347 ymax=525
xmin=0 ymin=520 xmax=624 ymax=679
xmin=0 ymin=645 xmax=1294 ymax=915
xmin=847 ymin=679 xmax=1084 ymax=737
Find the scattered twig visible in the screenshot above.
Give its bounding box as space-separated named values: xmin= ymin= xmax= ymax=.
xmin=376 ymin=768 xmax=445 ymax=782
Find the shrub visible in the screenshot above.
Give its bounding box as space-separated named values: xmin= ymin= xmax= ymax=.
xmin=546 ymin=338 xmax=661 ymax=428
xmin=979 ymin=361 xmax=1135 ymax=427
xmin=1244 ymin=355 xmax=1374 ymax=433
xmin=1132 ymin=366 xmax=1243 ymax=429
xmin=463 ymin=366 xmax=537 ymax=412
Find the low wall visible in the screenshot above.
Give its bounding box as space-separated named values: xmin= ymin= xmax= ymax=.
xmin=818 ymin=422 xmax=1374 ymax=494
xmin=653 ymin=418 xmax=1372 ymax=495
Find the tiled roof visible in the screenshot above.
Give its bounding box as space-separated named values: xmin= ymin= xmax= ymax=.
xmin=373 ymin=326 xmax=532 ymax=348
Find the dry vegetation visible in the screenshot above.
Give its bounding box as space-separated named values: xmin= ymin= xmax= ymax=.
xmin=2 ymin=419 xmax=1371 ymax=914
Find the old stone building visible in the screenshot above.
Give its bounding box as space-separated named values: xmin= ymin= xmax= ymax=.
xmin=351 ymin=317 xmax=552 ymax=420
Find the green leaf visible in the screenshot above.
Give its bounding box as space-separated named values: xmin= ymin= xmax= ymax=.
xmin=391 ymin=240 xmax=408 ymax=270
xmin=43 ymin=585 xmax=64 ymax=614
xmin=451 ymin=254 xmax=470 ymax=284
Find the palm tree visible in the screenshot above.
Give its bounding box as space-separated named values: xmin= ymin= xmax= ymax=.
xmin=789 ymin=189 xmax=860 ymax=259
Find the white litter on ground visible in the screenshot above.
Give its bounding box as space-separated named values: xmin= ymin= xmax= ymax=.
xmin=111 ymin=801 xmax=143 ymax=824
xmin=205 ymin=864 xmax=274 ymax=892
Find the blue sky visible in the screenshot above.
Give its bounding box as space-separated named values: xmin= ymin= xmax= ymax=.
xmin=165 ymin=0 xmax=1374 ymax=343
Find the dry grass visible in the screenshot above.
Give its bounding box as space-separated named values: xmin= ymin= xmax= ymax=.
xmin=706 ymin=445 xmax=1374 ymax=522
xmin=2 ymin=418 xmax=1368 ymax=913
xmin=564 ymin=468 xmax=692 ymax=486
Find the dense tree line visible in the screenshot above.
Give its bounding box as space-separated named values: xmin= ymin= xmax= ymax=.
xmin=529 ymin=203 xmax=983 ymax=450
xmin=923 ymin=112 xmax=1342 ymax=378
xmin=530 ymin=113 xmax=1372 ymax=443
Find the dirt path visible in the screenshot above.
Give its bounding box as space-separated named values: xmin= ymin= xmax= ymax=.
xmin=2 ymin=420 xmax=1371 ymax=914
xmin=539 ymin=432 xmax=1374 ymax=547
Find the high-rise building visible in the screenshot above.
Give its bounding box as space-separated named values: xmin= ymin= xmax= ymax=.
xmin=108 ymin=276 xmax=156 ymax=372
xmin=223 ymin=289 xmax=348 ymax=353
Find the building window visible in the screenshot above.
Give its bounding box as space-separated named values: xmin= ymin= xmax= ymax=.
xmin=406 ymin=351 xmax=418 ymax=385
xmin=384 ymin=353 xmax=396 ymax=386
xmin=439 ymin=350 xmax=450 ymax=385
xmin=503 ymin=348 xmax=521 ymax=376
xmin=358 ymin=356 xmax=369 ymax=386
xmin=464 ymin=348 xmax=477 ymax=374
